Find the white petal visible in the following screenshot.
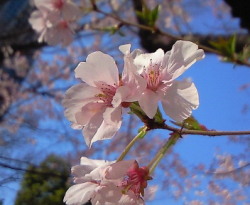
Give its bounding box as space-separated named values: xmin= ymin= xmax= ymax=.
xmin=162 ymin=40 xmax=205 ymax=80
xmin=29 ymin=10 xmax=46 ymax=32
xmin=72 ymin=165 xmax=91 ymax=178
xmin=138 ymin=89 xmax=159 ymax=119
xmin=104 ymin=160 xmax=135 ymax=180
xmin=75 ymin=103 xmax=105 ymax=127
xmin=34 ymin=0 xmax=52 ymax=9
xmin=119 ymin=44 xmax=131 ymax=55
xmin=62 ymin=84 xmax=100 ymax=124
xmin=80 ymin=157 xmax=111 ymax=167
xmin=111 ymin=86 xmax=127 ymax=107
xmin=119 ymin=192 xmax=145 ymax=205
xmin=72 ymin=158 xmax=114 ymax=184
xmin=103 ymin=106 xmax=122 ymax=125
xmin=62 ymin=1 xmax=81 ymax=20
xmin=94 ymin=184 xmax=124 ymax=204
xmin=72 ymin=162 xmax=104 ymax=180
xmin=162 ymin=79 xmax=199 ymax=122
xmin=121 ymin=54 xmax=147 ymax=102
xmin=83 ymin=108 xmax=106 ymax=146
xmin=75 ymin=51 xmax=119 ymax=87
xmin=63 ymin=183 xmax=97 ymax=205
xmin=90 ymin=107 xmax=122 ymax=146
xmin=133 ymin=49 xmax=165 ymax=73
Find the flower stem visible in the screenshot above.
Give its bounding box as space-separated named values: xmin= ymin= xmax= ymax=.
xmin=116 ymin=126 xmax=148 ymax=162
xmin=148 ymin=132 xmax=180 ymax=174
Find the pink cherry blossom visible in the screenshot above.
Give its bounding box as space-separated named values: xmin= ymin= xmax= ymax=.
xmin=34 ymin=0 xmax=81 ymax=20
xmin=104 ymin=160 xmax=152 ymax=199
xmin=63 ymin=157 xmax=114 ymax=205
xmin=44 ymin=16 xmax=76 ymax=46
xmin=29 ymin=0 xmax=80 ymax=46
xmin=124 ymin=40 xmax=205 ymax=121
xmin=62 ymin=51 xmax=144 ymax=146
xmin=29 ymin=7 xmax=51 ymax=43
xmin=29 ymin=7 xmax=76 ymax=46
xmin=64 ymin=157 xmax=151 ymax=205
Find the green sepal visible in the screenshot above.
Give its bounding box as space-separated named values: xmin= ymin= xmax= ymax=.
xmin=171 ymin=116 xmax=208 ymax=131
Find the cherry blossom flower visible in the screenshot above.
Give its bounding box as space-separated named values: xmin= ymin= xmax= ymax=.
xmin=62 ymin=51 xmax=144 ymax=146
xmin=64 ymin=157 xmax=151 ymax=205
xmin=63 ymin=157 xmax=114 ymax=205
xmin=44 ymin=14 xmax=76 ymax=46
xmin=29 ymin=0 xmax=80 ymax=46
xmin=123 ymin=40 xmax=205 ymax=121
xmin=29 ymin=7 xmax=76 ymax=46
xmin=29 ymin=7 xmax=51 ymax=43
xmin=104 ymin=160 xmax=152 ymax=203
xmin=33 ymin=0 xmax=81 ymax=20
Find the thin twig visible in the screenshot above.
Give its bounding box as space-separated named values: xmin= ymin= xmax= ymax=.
xmin=93 ymin=6 xmax=250 ymax=67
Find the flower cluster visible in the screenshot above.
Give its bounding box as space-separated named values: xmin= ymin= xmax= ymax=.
xmin=63 ymin=41 xmax=204 ymax=204
xmin=64 ymin=157 xmax=151 ymax=205
xmin=29 ymin=0 xmax=81 ymax=46
xmin=63 ymin=40 xmax=204 ymax=146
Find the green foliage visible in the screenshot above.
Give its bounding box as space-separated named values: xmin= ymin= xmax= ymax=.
xmin=14 ymin=154 xmax=70 ymax=205
xmin=136 ymin=4 xmax=160 ymax=27
xmin=237 ymin=45 xmax=250 ymax=63
xmin=210 ymin=35 xmax=236 ymax=60
xmin=210 ymin=35 xmax=250 ymax=65
xmin=102 ymin=24 xmax=125 ymax=36
xmin=154 ymin=108 xmax=164 ymax=124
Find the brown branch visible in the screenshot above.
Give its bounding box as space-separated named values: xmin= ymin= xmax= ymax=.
xmin=0 ymin=162 xmax=68 ymax=178
xmin=206 ymin=162 xmax=250 ymax=176
xmin=130 ymin=103 xmax=250 ymax=137
xmin=138 ymin=114 xmax=250 ymax=137
xmin=93 ymin=0 xmax=250 ymax=67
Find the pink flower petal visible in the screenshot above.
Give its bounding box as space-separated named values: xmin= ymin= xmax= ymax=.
xmin=119 ymin=44 xmax=131 ymax=55
xmin=133 ymin=49 xmax=165 ymax=74
xmin=83 ymin=107 xmax=106 ymax=146
xmin=138 ymin=89 xmax=159 ymax=119
xmin=162 ymin=79 xmax=199 ymax=122
xmin=104 ymin=160 xmax=135 ymax=180
xmin=61 ymin=0 xmax=81 ymax=20
xmin=90 ymin=106 xmax=122 ymax=146
xmin=75 ymin=51 xmax=119 ymax=87
xmin=62 ymin=84 xmax=100 ymax=125
xmin=162 ymin=40 xmax=205 ymax=81
xmin=75 ymin=102 xmax=105 ymax=127
xmin=63 ymin=183 xmax=97 ymax=205
xmin=121 ymin=51 xmax=147 ymax=102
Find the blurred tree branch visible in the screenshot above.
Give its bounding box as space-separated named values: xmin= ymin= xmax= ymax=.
xmin=131 ymin=0 xmax=250 ymax=66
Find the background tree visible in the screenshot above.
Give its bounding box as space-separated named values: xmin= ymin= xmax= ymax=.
xmin=14 ymin=154 xmax=70 ymax=205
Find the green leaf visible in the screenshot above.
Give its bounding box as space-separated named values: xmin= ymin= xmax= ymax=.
xmin=210 ymin=35 xmax=237 ymax=61
xmin=102 ymin=24 xmax=124 ymax=36
xmin=136 ymin=4 xmax=160 ymax=27
xmin=154 ymin=108 xmax=164 ymax=124
xmin=237 ymin=45 xmax=250 ymax=63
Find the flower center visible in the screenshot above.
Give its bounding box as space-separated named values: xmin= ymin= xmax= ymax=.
xmin=121 ymin=163 xmax=152 ymax=197
xmin=53 ymin=0 xmax=64 ymax=9
xmin=95 ymin=82 xmax=117 ymax=107
xmin=59 ymin=20 xmax=69 ymax=29
xmin=142 ymin=60 xmax=162 ymax=91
